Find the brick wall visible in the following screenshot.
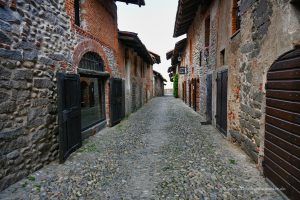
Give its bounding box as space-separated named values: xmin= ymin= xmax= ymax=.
xmin=65 ymin=0 xmax=118 ymax=52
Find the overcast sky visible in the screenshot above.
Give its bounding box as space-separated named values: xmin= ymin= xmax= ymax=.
xmin=117 ymin=0 xmax=185 ymax=89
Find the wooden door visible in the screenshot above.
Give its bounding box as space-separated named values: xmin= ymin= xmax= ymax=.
xmin=216 ymin=70 xmax=228 ymax=135
xmin=57 ymin=73 xmax=82 ymax=163
xmin=264 ymin=48 xmax=300 ymax=200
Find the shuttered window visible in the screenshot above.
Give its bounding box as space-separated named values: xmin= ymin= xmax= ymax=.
xmin=232 ymin=0 xmax=241 ymax=33
xmin=205 ymin=16 xmax=210 ymax=48
xmin=74 ymin=0 xmax=80 ymax=26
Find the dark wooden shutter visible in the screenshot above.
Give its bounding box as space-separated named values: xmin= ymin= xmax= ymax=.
xmin=216 ymin=70 xmax=228 ymax=135
xmin=193 ymin=78 xmax=197 ymax=111
xmin=206 ymin=74 xmax=212 ymax=123
xmin=189 ymin=81 xmax=192 ymax=107
xmin=57 ymin=73 xmax=82 ymax=163
xmin=264 ymin=48 xmax=300 ymax=199
xmin=74 ymin=0 xmax=80 ymax=26
xmin=110 ymin=78 xmax=125 ymax=126
xmin=216 ymin=72 xmax=221 ymax=129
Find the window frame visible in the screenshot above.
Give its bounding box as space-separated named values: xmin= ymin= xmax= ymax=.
xmin=232 ymin=0 xmax=241 ymax=35
xmin=78 ymin=52 xmax=107 ymax=131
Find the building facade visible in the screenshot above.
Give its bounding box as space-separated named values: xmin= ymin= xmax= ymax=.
xmin=0 ymin=0 xmax=162 ymax=191
xmin=167 ymin=0 xmax=300 ymax=198
xmin=119 ymin=31 xmax=160 ymax=115
xmin=153 ymin=70 xmax=166 ymax=97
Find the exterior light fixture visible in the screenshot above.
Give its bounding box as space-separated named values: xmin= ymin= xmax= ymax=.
xmin=178 ymin=52 xmax=182 ymax=62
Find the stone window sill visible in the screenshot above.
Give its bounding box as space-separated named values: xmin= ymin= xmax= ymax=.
xmin=230 ymin=29 xmax=241 ymax=40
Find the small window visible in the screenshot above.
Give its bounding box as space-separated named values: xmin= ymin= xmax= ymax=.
xmin=232 ymin=0 xmax=241 ymax=33
xmin=74 ymin=0 xmax=80 ymax=26
xmin=220 ymin=49 xmax=225 ymax=65
xmin=205 ymin=16 xmax=210 ymax=47
xmin=199 ymin=51 xmax=202 ymax=66
xmin=141 ymin=62 xmax=144 ymax=78
xmin=125 ymin=48 xmax=129 ymax=65
xmin=134 ymin=56 xmax=138 ymax=76
xmin=189 ymin=39 xmax=193 ymax=64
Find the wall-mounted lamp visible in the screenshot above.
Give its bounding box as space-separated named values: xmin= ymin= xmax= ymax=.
xmin=178 ymin=52 xmax=182 ymax=62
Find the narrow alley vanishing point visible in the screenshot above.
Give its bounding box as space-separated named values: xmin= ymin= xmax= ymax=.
xmin=0 ymin=97 xmax=282 ymax=199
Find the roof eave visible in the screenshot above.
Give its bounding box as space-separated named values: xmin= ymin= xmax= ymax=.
xmin=115 ymin=0 xmax=145 ymax=6
xmin=119 ymin=31 xmax=153 ymax=64
xmin=173 ymin=0 xmax=211 ymax=37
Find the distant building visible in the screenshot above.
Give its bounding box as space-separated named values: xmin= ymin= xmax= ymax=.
xmin=153 ymin=70 xmax=166 ymax=97
xmin=118 ymin=31 xmax=160 ymax=115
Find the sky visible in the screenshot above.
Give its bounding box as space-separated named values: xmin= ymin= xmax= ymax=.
xmin=117 ymin=0 xmax=185 ymax=89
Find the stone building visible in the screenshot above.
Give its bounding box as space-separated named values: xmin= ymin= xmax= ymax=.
xmin=153 ymin=70 xmax=166 ymax=97
xmin=0 ymin=0 xmax=157 ymax=191
xmin=118 ymin=31 xmax=160 ymax=115
xmin=167 ymin=0 xmax=300 ymax=198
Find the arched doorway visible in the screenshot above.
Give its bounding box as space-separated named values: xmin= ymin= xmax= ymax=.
xmin=79 ymin=52 xmax=107 ymax=131
xmin=264 ymin=48 xmax=300 ymax=199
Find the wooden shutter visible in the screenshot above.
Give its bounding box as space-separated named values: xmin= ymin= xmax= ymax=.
xmin=110 ymin=78 xmax=125 ymax=126
xmin=57 ymin=73 xmax=82 ymax=163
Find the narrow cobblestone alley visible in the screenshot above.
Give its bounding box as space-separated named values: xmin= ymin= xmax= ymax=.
xmin=0 ymin=97 xmax=283 ymax=200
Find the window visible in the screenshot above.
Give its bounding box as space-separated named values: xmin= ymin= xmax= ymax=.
xmin=141 ymin=62 xmax=145 ymax=78
xmin=220 ymin=49 xmax=225 ymax=65
xmin=74 ymin=0 xmax=80 ymax=26
xmin=199 ymin=51 xmax=202 ymax=66
xmin=134 ymin=56 xmax=138 ymax=76
xmin=232 ymin=0 xmax=241 ymax=33
xmin=189 ymin=39 xmax=193 ymax=64
xmin=205 ymin=16 xmax=210 ymax=47
xmin=79 ymin=52 xmax=105 ymax=130
xmin=79 ymin=52 xmax=104 ymax=71
xmin=125 ymin=48 xmax=129 ymax=64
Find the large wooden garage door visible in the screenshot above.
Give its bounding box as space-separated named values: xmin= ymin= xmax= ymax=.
xmin=264 ymin=48 xmax=300 ymax=199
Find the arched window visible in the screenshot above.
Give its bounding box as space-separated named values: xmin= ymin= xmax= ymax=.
xmin=79 ymin=52 xmax=106 ymax=131
xmin=79 ymin=52 xmax=104 ymax=71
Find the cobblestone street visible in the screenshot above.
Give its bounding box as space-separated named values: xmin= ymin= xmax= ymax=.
xmin=0 ymin=97 xmax=283 ymax=200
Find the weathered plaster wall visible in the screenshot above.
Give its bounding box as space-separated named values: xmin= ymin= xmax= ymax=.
xmin=122 ymin=48 xmax=152 ymax=115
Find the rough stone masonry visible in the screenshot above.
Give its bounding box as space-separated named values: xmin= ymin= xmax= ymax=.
xmin=0 ymin=0 xmax=121 ymax=190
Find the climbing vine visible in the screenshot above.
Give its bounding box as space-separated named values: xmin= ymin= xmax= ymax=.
xmin=173 ymin=73 xmax=179 ymax=98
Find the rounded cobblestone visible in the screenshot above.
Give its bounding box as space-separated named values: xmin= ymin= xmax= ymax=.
xmin=0 ymin=97 xmax=283 ymax=199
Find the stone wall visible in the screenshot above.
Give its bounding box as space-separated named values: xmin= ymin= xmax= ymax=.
xmin=0 ymin=0 xmax=120 ymax=190
xmin=229 ymin=0 xmax=300 ymax=164
xmin=175 ymin=0 xmax=300 ymax=167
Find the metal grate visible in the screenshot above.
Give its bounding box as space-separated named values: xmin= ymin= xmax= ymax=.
xmin=79 ymin=52 xmax=104 ymax=72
